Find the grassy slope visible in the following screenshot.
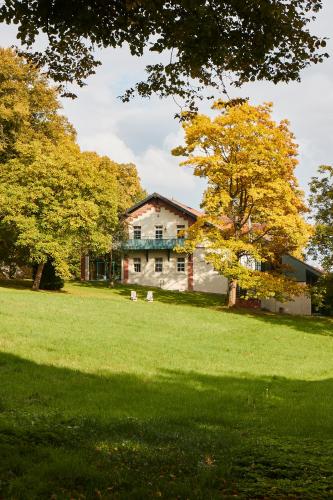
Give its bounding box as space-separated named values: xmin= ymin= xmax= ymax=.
xmin=0 ymin=280 xmax=333 ymax=499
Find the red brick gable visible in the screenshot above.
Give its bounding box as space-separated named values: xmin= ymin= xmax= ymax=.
xmin=127 ymin=197 xmax=197 ymax=225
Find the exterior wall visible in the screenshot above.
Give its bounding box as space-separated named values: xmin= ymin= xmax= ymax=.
xmin=128 ymin=205 xmax=191 ymax=238
xmin=193 ymin=247 xmax=228 ymax=294
xmin=261 ymin=288 xmax=312 ymax=316
xmin=122 ymin=248 xmax=229 ymax=294
xmin=124 ymin=251 xmax=188 ymax=290
xmin=80 ymin=254 xmax=90 ymax=281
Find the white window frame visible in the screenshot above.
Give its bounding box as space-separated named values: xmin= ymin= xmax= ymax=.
xmin=133 ymin=257 xmax=141 ymax=273
xmin=155 ymin=225 xmax=163 ymax=240
xmin=133 ymin=226 xmax=141 ymax=240
xmin=155 ymin=257 xmax=163 ymax=273
xmin=177 ymin=257 xmax=185 ymax=272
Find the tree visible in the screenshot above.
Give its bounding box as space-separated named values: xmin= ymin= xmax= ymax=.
xmin=309 ymin=165 xmax=333 ymax=272
xmin=172 ymin=100 xmax=311 ymax=306
xmin=0 ymin=50 xmax=146 ymax=289
xmin=0 ymin=47 xmax=73 ymax=163
xmin=0 ymin=136 xmax=119 ymax=290
xmin=0 ymin=1 xmax=328 ymax=109
xmin=82 ymin=153 xmax=147 ymax=214
xmin=311 ymin=273 xmax=333 ymax=315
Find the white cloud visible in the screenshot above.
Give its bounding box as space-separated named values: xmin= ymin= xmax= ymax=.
xmin=135 ymin=146 xmax=205 ymax=199
xmin=79 ymin=132 xmax=136 ymax=164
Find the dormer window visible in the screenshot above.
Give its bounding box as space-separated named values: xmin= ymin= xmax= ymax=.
xmin=133 ymin=226 xmax=141 ymax=239
xmin=155 ymin=225 xmax=163 ymax=239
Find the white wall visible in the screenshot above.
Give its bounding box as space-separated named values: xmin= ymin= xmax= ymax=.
xmin=125 ymin=251 xmax=188 ymax=291
xmin=128 ymin=206 xmax=189 ymax=239
xmin=193 ymin=248 xmax=228 ymax=294
xmin=261 ymin=290 xmax=312 ymax=316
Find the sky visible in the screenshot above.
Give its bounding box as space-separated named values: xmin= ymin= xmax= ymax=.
xmin=1 ymin=1 xmax=333 ymax=209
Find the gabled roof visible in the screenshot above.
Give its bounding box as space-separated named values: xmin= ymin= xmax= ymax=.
xmin=284 ymin=254 xmax=322 ymax=276
xmin=126 ymin=192 xmax=204 ymax=220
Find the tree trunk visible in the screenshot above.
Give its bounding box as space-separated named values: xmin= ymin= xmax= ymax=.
xmin=228 ymin=279 xmax=237 ymax=307
xmin=32 ymin=262 xmax=45 ymax=291
xmin=108 ymin=249 xmax=114 ymax=287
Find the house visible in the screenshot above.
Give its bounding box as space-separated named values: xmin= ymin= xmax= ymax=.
xmin=81 ymin=192 xmax=321 ymax=315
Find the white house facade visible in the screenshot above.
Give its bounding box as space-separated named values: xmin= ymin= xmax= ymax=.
xmin=121 ymin=193 xmax=228 ymax=294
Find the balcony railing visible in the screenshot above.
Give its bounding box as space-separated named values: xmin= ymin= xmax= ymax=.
xmin=122 ymin=238 xmax=185 ymax=250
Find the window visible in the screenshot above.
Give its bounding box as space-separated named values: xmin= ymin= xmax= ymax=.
xmin=133 ymin=226 xmax=141 ymax=239
xmin=133 ymin=257 xmax=141 ymax=272
xmin=177 ymin=257 xmax=185 ymax=272
xmin=155 ymin=257 xmax=163 ymax=272
xmin=177 ymin=224 xmax=185 ymax=238
xmin=155 ymin=225 xmax=163 ymax=239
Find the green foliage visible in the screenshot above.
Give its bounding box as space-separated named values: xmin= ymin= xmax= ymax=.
xmin=0 ymin=136 xmax=119 ymax=282
xmin=82 ymin=152 xmax=147 ymax=214
xmin=309 ymin=165 xmax=333 ymax=272
xmin=311 ymin=273 xmax=333 ymax=315
xmin=0 ymin=2 xmax=328 ymax=109
xmin=0 ymin=281 xmax=332 ymax=498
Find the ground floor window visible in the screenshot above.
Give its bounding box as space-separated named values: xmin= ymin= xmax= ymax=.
xmin=177 ymin=257 xmax=185 ymax=272
xmin=133 ymin=257 xmax=141 ymax=272
xmin=155 ymin=257 xmax=163 ymax=272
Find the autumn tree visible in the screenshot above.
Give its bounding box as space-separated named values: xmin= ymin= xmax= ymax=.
xmin=0 ymin=50 xmax=145 ymax=289
xmin=0 ymin=136 xmax=119 ymax=290
xmin=82 ymin=153 xmax=147 ymax=214
xmin=173 ymin=101 xmax=311 ymax=307
xmin=0 ymin=1 xmax=328 ymax=109
xmin=309 ymin=165 xmax=333 ymax=271
xmin=0 ymin=47 xmax=73 ymax=163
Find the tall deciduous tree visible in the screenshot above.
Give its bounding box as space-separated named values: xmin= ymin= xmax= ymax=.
xmin=0 ymin=49 xmax=145 ymax=289
xmin=0 ymin=1 xmax=328 ymax=109
xmin=309 ymin=165 xmax=333 ymax=271
xmin=173 ymin=101 xmax=311 ymax=306
xmin=0 ymin=137 xmax=119 ymax=290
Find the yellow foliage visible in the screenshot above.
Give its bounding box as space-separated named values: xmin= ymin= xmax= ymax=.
xmin=173 ymin=101 xmax=311 ymax=304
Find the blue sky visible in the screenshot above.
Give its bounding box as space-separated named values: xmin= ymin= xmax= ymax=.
xmin=1 ymin=1 xmax=333 ymax=209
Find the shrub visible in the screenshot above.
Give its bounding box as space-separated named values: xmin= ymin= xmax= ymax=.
xmin=33 ymin=259 xmax=64 ymax=290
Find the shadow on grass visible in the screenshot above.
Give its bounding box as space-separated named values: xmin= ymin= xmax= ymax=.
xmin=1 ymin=352 xmax=333 ymax=498
xmin=0 ymin=279 xmax=69 ymax=294
xmin=0 ymin=279 xmax=33 ymax=290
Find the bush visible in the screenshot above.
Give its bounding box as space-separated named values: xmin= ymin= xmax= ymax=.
xmin=311 ymin=273 xmax=333 ymax=316
xmin=33 ymin=260 xmax=64 ymax=290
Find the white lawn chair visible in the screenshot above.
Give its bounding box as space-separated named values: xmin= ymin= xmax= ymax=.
xmin=130 ymin=290 xmax=137 ymax=301
xmin=146 ymin=291 xmax=153 ymax=302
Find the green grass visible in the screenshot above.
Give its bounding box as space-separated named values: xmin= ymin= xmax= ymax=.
xmin=0 ymin=280 xmax=333 ymax=499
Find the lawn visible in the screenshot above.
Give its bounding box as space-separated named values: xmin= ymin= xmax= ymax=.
xmin=0 ymin=280 xmax=333 ymax=499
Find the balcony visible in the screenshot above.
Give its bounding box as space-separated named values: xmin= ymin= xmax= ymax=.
xmin=122 ymin=238 xmax=185 ymax=251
